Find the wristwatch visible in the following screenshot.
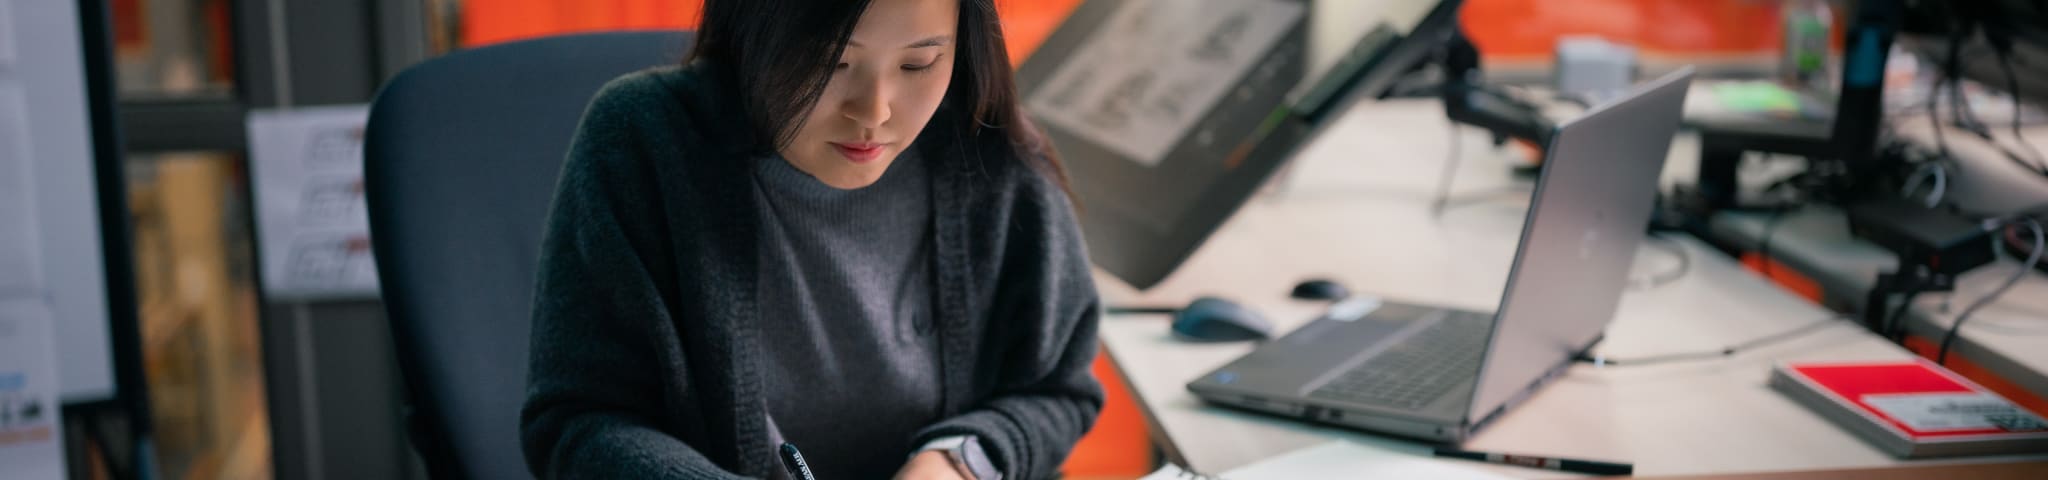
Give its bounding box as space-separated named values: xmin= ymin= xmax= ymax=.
xmin=918 ymin=435 xmax=1001 ymax=480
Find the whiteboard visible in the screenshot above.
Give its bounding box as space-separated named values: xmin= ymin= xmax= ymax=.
xmin=3 ymin=0 xmax=119 ymax=403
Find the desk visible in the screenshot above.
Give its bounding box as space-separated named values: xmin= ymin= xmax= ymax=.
xmin=1091 ymin=100 xmax=2047 ymax=476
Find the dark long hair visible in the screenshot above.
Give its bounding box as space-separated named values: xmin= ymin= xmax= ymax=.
xmin=684 ymin=0 xmax=1072 ymax=195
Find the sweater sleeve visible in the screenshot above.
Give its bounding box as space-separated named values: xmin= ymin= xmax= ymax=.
xmin=913 ymin=169 xmax=1106 ymax=480
xmin=520 ymin=75 xmax=751 ymax=480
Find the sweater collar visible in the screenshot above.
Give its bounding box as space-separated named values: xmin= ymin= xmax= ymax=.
xmin=663 ymin=59 xmax=987 ymax=475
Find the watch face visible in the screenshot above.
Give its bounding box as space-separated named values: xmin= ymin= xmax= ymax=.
xmin=920 ymin=436 xmax=998 ymax=480
xmin=957 ymin=439 xmax=998 ymax=480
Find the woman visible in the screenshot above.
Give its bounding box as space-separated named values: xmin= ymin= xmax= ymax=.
xmin=519 ymin=0 xmax=1103 ymax=478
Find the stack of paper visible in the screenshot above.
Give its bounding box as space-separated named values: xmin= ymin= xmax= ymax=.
xmin=1772 ymin=360 xmax=2048 ymax=457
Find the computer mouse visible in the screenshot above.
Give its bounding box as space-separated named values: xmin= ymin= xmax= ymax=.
xmin=1290 ymin=278 xmax=1350 ymax=301
xmin=1171 ymin=297 xmax=1274 ymax=342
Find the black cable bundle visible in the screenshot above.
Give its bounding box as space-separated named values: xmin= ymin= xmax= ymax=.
xmin=1935 ymin=3 xmax=2048 ymax=176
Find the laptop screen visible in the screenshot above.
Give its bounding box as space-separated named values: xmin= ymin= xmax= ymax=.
xmin=1464 ymin=70 xmax=1694 ymax=423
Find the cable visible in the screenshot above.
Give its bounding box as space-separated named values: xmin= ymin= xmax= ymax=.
xmin=1928 ymin=162 xmax=1948 ymax=207
xmin=1938 ymin=17 xmax=1997 ymax=140
xmin=1997 ymin=48 xmax=2048 ymax=174
xmin=1951 ymin=71 xmax=1994 ymax=139
xmin=1928 ymin=83 xmax=2042 ymax=185
xmin=1425 ymin=122 xmax=1535 ymax=216
xmin=1881 ymin=289 xmax=1922 ymax=342
xmin=1928 ymin=51 xmax=1956 ymax=167
xmin=1936 ymin=219 xmax=2045 ymax=365
xmin=1950 ymin=72 xmax=2048 ymax=175
xmin=2004 ymin=208 xmax=2048 ymax=273
xmin=1575 ymin=316 xmax=1848 ymax=368
xmin=1921 ymin=28 xmax=2013 ymax=180
xmin=1430 ymin=120 xmax=1465 ymax=218
xmin=1902 ymin=162 xmax=1947 ymax=207
xmin=1629 ymin=233 xmax=1691 ymax=290
xmin=1932 ymin=30 xmax=2048 ymax=176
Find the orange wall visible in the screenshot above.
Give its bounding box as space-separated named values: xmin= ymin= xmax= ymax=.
xmin=461 ymin=1 xmax=1797 ymax=61
xmin=998 ymin=0 xmax=1083 ymax=63
xmin=458 ymin=0 xmax=1081 ymax=65
xmin=1460 ymin=0 xmax=1803 ymax=60
xmin=461 ymin=0 xmax=706 ymax=47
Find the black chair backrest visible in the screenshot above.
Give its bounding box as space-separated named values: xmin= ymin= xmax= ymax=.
xmin=363 ymin=31 xmax=694 ymax=480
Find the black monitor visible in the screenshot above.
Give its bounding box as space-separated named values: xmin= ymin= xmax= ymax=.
xmin=1017 ymin=0 xmax=1464 ymax=289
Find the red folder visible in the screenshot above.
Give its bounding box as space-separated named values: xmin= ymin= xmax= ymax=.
xmin=1771 ymin=359 xmax=2048 ymax=458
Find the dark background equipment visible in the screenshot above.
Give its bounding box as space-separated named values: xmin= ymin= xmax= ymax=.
xmin=1017 ymin=0 xmax=1314 ymax=290
xmin=1684 ymin=0 xmax=2048 ymax=350
xmin=1438 ymin=24 xmax=1556 ymax=152
xmin=1023 ymin=0 xmax=1468 ymax=290
xmin=1684 ymin=0 xmax=1903 ymax=213
xmin=1845 ymin=198 xmax=1995 ymax=337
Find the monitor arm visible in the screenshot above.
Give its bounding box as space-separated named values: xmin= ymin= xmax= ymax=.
xmin=1440 ymin=26 xmax=1555 ymax=150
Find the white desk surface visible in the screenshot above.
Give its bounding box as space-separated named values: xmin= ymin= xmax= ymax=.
xmin=1091 ymin=100 xmax=2046 ymax=477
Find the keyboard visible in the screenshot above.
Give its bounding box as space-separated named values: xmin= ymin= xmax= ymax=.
xmin=1307 ymin=310 xmax=1491 ymax=410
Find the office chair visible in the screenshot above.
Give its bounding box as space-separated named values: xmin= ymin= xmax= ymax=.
xmin=363 ymin=30 xmax=693 ymax=480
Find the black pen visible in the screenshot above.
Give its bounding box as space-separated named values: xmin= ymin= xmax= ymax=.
xmin=779 ymin=442 xmax=818 ymax=480
xmin=1432 ymin=448 xmax=1633 ymax=476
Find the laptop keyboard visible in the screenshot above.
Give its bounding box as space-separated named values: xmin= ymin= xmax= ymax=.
xmin=1307 ymin=310 xmax=1491 ymax=410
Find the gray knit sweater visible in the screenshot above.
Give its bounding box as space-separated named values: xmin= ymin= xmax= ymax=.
xmin=520 ymin=61 xmax=1104 ymax=479
xmin=751 ymin=148 xmax=943 ymax=478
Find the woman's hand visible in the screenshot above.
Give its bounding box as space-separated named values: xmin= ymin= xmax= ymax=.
xmin=893 ymin=450 xmax=971 ymax=480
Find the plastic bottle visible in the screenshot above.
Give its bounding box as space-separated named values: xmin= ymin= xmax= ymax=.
xmin=1781 ymin=0 xmax=1836 ymax=92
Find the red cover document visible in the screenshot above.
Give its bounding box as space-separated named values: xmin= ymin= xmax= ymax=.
xmin=1770 ymin=359 xmax=2048 ymax=458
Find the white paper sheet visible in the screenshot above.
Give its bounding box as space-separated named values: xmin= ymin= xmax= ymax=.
xmin=1026 ymin=0 xmax=1305 ymax=167
xmin=0 ymin=298 xmax=70 ymax=480
xmin=0 ymin=85 xmax=38 ymax=296
xmin=247 ymin=105 xmax=380 ymax=300
xmin=1863 ymin=392 xmax=2048 ymax=433
xmin=1141 ymin=441 xmax=1515 ymax=480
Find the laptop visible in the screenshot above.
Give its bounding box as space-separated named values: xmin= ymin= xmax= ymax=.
xmin=1187 ymin=68 xmax=1695 ymax=443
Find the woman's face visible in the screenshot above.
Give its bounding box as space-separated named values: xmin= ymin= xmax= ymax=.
xmin=779 ymin=0 xmax=959 ymax=189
